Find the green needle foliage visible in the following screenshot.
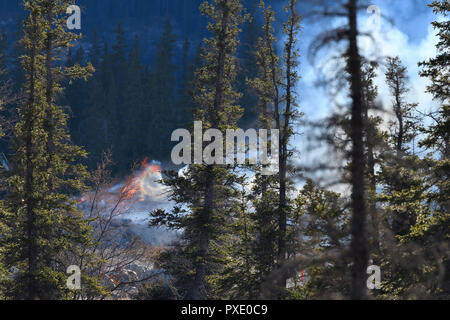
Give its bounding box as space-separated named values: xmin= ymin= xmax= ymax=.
xmin=150 ymin=0 xmax=246 ymax=300
xmin=1 ymin=0 xmax=97 ymax=300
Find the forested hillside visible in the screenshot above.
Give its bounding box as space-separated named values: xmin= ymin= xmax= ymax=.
xmin=0 ymin=0 xmax=268 ymax=173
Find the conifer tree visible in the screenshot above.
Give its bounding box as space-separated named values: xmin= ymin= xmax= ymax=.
xmin=247 ymin=0 xmax=303 ymax=298
xmin=0 ymin=53 xmax=11 ymax=298
xmin=247 ymin=0 xmax=280 ymax=297
xmin=148 ymin=16 xmax=177 ymax=160
xmin=125 ymin=35 xmax=145 ymax=162
xmin=210 ymin=182 xmax=259 ymax=299
xmin=385 ymin=56 xmax=419 ymax=155
xmin=0 ymin=58 xmax=6 ymax=139
xmin=177 ymin=37 xmax=194 ymax=128
xmin=150 ymin=0 xmax=245 ymax=300
xmin=346 ymin=0 xmax=369 ymax=299
xmin=418 ymin=0 xmax=449 ymax=212
xmin=237 ymin=0 xmax=260 ymax=126
xmin=276 ymin=1 xmax=302 ymax=294
xmin=0 ymin=30 xmax=7 ymax=83
xmin=110 ymin=23 xmax=129 ymax=171
xmin=288 ymin=180 xmax=351 ymax=299
xmin=310 ymin=0 xmax=371 ymax=299
xmin=379 ymin=56 xmax=422 ymax=238
xmin=360 ymin=60 xmax=383 ymax=258
xmin=65 ymin=46 xmax=90 ymax=146
xmin=89 ymin=29 xmax=102 ymax=69
xmin=12 ymin=16 xmax=26 ymax=92
xmin=412 ymin=0 xmax=450 ymax=298
xmin=2 ymin=0 xmax=96 ymax=300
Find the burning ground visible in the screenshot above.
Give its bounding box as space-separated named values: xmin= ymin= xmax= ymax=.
xmin=78 ymin=158 xmax=176 ymax=247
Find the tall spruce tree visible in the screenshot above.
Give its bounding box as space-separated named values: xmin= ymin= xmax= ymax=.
xmin=247 ymin=0 xmax=303 ymax=298
xmin=346 ymin=0 xmax=369 ymax=299
xmin=415 ymin=0 xmax=450 ymax=298
xmin=2 ymin=0 xmax=96 ymax=300
xmin=385 ymin=56 xmax=419 ymax=155
xmin=310 ymin=0 xmax=371 ymax=299
xmin=150 ymin=0 xmax=245 ymax=300
xmin=275 ymin=0 xmax=302 ymax=295
xmin=12 ymin=16 xmax=26 ymax=92
xmin=124 ymin=35 xmax=145 ymax=162
xmin=236 ymin=0 xmax=260 ymax=127
xmin=418 ymin=0 xmax=449 ymax=211
xmin=148 ymin=16 xmax=177 ymax=160
xmin=0 ymin=30 xmax=7 ymax=83
xmin=360 ymin=60 xmax=384 ymax=259
xmin=0 ymin=49 xmax=10 ymax=298
xmin=288 ymin=180 xmax=351 ymax=299
xmin=380 ymin=57 xmax=421 ymax=237
xmin=376 ymin=58 xmax=429 ymax=298
xmin=177 ymin=37 xmax=195 ymax=129
xmin=247 ymin=0 xmax=281 ymax=298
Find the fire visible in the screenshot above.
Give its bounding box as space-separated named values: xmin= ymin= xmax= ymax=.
xmin=77 ymin=158 xmax=164 ymax=207
xmin=120 ymin=158 xmax=162 ymax=202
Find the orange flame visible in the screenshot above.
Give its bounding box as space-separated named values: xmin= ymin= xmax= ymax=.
xmin=120 ymin=158 xmax=162 ymax=201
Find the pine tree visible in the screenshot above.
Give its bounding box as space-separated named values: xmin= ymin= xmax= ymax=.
xmin=411 ymin=0 xmax=450 ymax=298
xmin=374 ymin=22 xmax=448 ymax=298
xmin=150 ymin=0 xmax=246 ymax=300
xmin=0 ymin=49 xmax=11 ymax=298
xmin=246 ymin=0 xmax=280 ymax=297
xmin=177 ymin=37 xmax=194 ymax=128
xmin=360 ymin=60 xmax=384 ymax=259
xmin=0 ymin=29 xmax=7 ymax=83
xmin=246 ymin=0 xmax=304 ymax=298
xmin=210 ymin=182 xmax=258 ymax=299
xmin=311 ymin=0 xmax=370 ymax=299
xmin=65 ymin=46 xmax=90 ymax=147
xmin=380 ymin=57 xmax=421 ymax=237
xmin=275 ymin=1 xmax=302 ymax=295
xmin=2 ymin=0 xmax=96 ymax=300
xmin=110 ymin=23 xmax=129 ymax=172
xmin=11 ymin=16 xmax=26 ymax=92
xmin=0 ymin=47 xmax=7 ymax=139
xmin=148 ymin=16 xmax=177 ymax=160
xmin=236 ymin=0 xmax=260 ymax=127
xmin=125 ymin=35 xmax=145 ymax=161
xmin=418 ymin=0 xmax=449 ymax=212
xmin=84 ymin=41 xmax=116 ymax=170
xmin=385 ymin=57 xmax=419 ymax=155
xmin=346 ymin=0 xmax=369 ymax=299
xmin=288 ymin=180 xmax=351 ymax=299
xmin=89 ymin=29 xmax=102 ymax=69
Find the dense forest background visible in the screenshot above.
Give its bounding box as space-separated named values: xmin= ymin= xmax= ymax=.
xmin=0 ymin=0 xmax=284 ymax=174
xmin=0 ymin=0 xmax=448 ymax=301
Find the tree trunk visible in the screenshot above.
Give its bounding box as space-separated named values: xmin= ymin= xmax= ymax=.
xmin=348 ymin=0 xmax=369 ymax=300
xmin=44 ymin=5 xmax=55 ymax=187
xmin=363 ymin=82 xmax=380 ymax=257
xmin=189 ymin=169 xmax=214 ymax=300
xmin=25 ymin=11 xmax=38 ymax=301
xmin=189 ymin=3 xmax=230 ymax=300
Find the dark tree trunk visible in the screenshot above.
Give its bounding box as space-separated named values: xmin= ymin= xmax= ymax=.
xmin=25 ymin=11 xmax=38 ymax=301
xmin=348 ymin=0 xmax=369 ymax=300
xmin=189 ymin=169 xmax=214 ymax=300
xmin=44 ymin=5 xmax=55 ymax=180
xmin=395 ymin=94 xmax=404 ymax=154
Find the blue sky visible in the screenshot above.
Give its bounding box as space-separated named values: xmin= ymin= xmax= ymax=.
xmin=287 ymin=0 xmax=442 ymax=189
xmin=297 ymin=0 xmax=438 ymax=119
